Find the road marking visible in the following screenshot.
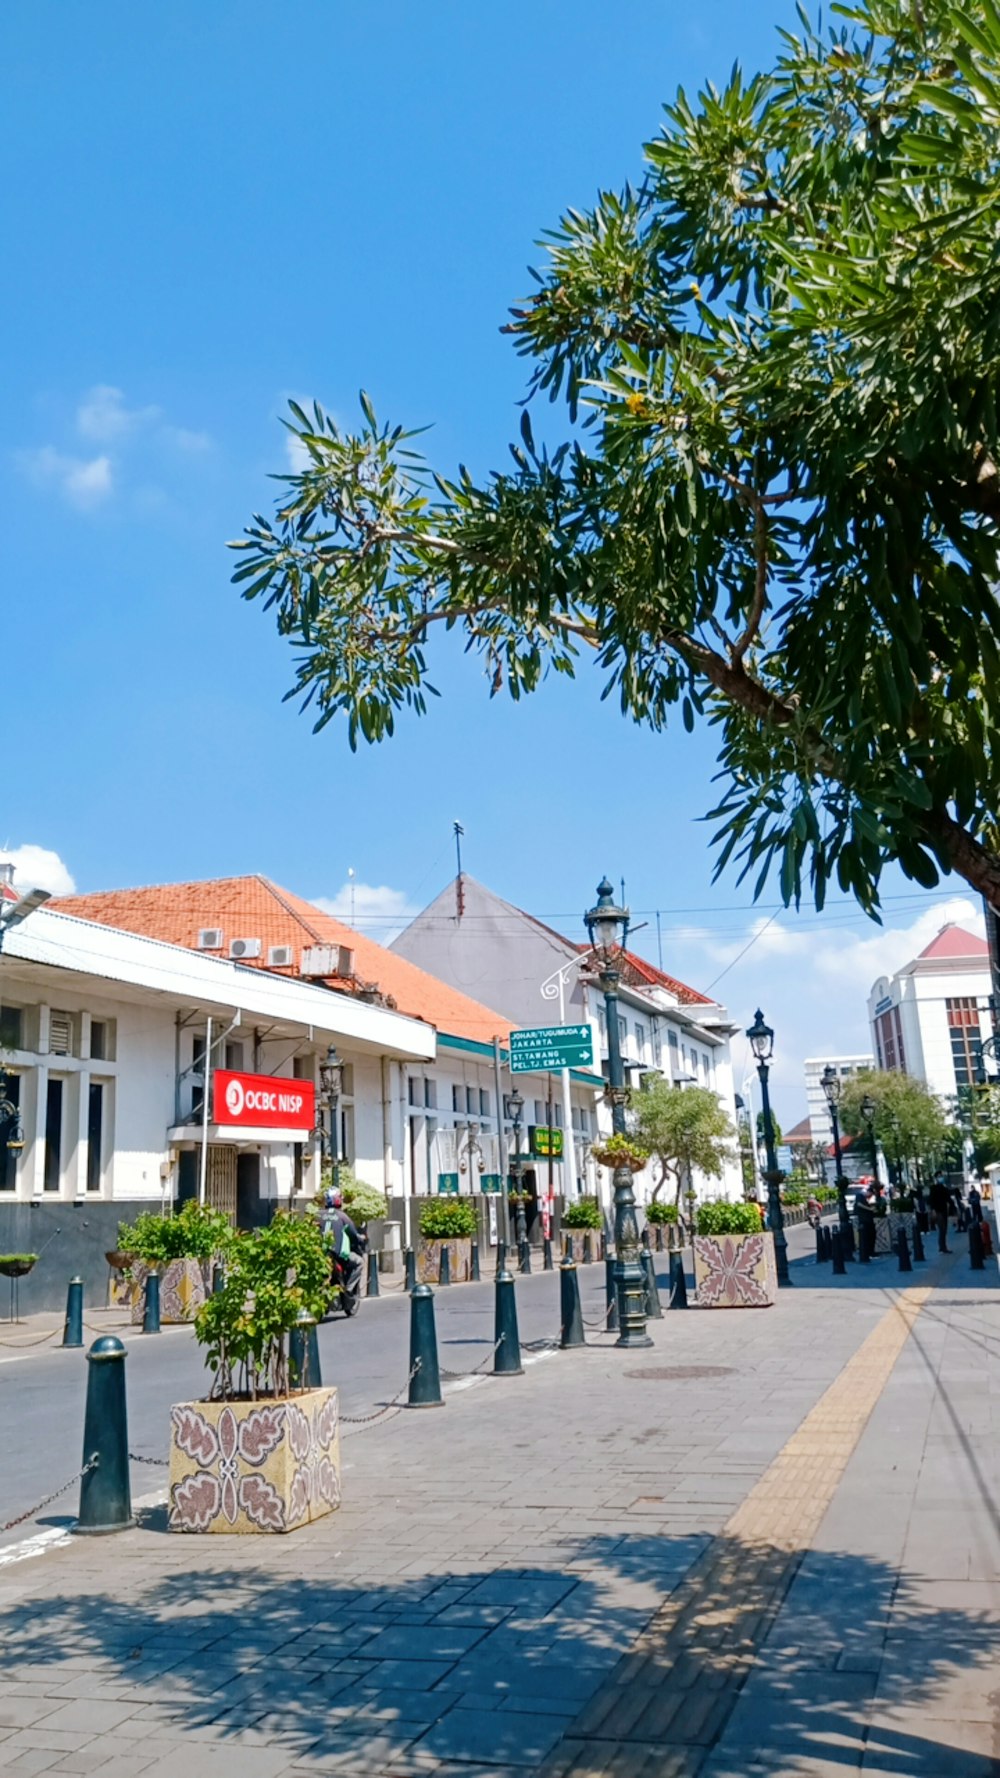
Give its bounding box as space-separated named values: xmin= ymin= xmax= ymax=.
xmin=0 ymin=1485 xmax=167 ymax=1568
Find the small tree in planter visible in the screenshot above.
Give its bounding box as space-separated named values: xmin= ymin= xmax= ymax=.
xmin=631 ymin=1080 xmax=736 ymax=1240
xmin=169 ymin=1213 xmax=340 ymax=1536
xmin=117 ymin=1202 xmax=233 ymax=1324
xmin=417 ymin=1196 xmax=476 ymax=1283
xmin=644 ymin=1199 xmax=679 ymax=1250
xmin=693 ymin=1199 xmax=777 ymax=1308
xmin=561 ymin=1193 xmax=603 ymax=1261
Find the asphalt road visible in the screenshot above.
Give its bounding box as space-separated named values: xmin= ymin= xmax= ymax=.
xmin=0 ymin=1223 xmax=819 ymax=1549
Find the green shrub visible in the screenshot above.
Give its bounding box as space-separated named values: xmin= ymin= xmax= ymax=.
xmin=645 ymin=1200 xmax=679 ymax=1224
xmin=117 ymin=1201 xmax=234 ymax=1268
xmin=0 ymin=1253 xmax=37 ymax=1268
xmin=342 ymin=1179 xmax=389 ymax=1225
xmin=562 ymin=1195 xmax=603 ymax=1230
xmin=194 ymin=1212 xmax=332 ymax=1399
xmin=696 ymin=1199 xmax=764 ymax=1237
xmin=781 ymin=1188 xmax=805 ymax=1206
xmin=591 ymin=1135 xmax=650 ymax=1172
xmin=419 ymin=1197 xmax=477 ymax=1239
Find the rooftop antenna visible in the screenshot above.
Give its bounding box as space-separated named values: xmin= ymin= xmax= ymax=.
xmin=656 ymin=909 xmax=663 ymax=972
xmin=454 ymin=821 xmax=465 ymax=921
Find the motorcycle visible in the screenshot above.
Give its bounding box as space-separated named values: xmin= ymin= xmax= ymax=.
xmin=325 ymin=1234 xmax=367 ymax=1319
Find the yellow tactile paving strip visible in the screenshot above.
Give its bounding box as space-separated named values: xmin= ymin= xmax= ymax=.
xmin=543 ymin=1287 xmax=932 ymax=1778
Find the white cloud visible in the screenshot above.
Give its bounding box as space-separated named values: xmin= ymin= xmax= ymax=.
xmin=0 ymin=844 xmax=76 ymax=897
xmin=660 ymin=894 xmax=988 ymax=1128
xmin=312 ymin=881 xmax=417 ymax=943
xmin=285 ymin=432 xmax=313 ymax=472
xmin=17 ymin=446 xmax=113 ymax=509
xmin=76 ymin=385 xmax=159 ymax=443
xmin=165 ymin=426 xmax=212 ymax=453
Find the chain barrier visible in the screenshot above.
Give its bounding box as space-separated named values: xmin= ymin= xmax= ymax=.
xmin=0 ymin=1326 xmax=62 ymax=1350
xmin=1 ymin=1456 xmax=97 ymax=1535
xmin=438 ymin=1336 xmax=504 ymax=1380
xmin=128 ymin=1451 xmax=170 ymax=1468
xmin=340 ymin=1361 xmax=421 ymax=1430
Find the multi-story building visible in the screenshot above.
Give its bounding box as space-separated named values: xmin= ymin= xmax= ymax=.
xmin=804 ymin=1054 xmax=875 ymax=1152
xmin=867 ymin=922 xmax=992 ymax=1099
xmin=391 ymin=873 xmax=743 ymax=1202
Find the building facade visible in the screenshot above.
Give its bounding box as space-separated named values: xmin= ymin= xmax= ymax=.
xmin=866 ymin=923 xmax=992 ymax=1100
xmin=803 ymin=1054 xmax=875 ymax=1152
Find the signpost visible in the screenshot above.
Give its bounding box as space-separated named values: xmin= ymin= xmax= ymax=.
xmin=510 ymin=1024 xmax=594 ymax=1074
xmin=530 ymin=1126 xmax=564 ymax=1159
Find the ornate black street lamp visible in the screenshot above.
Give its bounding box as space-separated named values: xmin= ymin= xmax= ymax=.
xmin=0 ymin=1068 xmax=24 ymax=1155
xmin=584 ymin=878 xmax=651 ymax=1348
xmin=746 ymin=1009 xmax=790 ymax=1286
xmin=860 ymin=1091 xmax=878 ymax=1186
xmin=821 ymin=1064 xmax=852 ymax=1254
xmin=319 ymin=1044 xmax=344 ymax=1194
xmin=506 ymin=1088 xmax=528 ymax=1253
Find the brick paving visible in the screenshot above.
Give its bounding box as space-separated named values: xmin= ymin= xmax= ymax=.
xmin=0 ymin=1243 xmax=997 ymax=1776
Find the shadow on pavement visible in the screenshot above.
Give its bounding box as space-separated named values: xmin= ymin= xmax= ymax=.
xmin=2 ymin=1532 xmax=998 ymax=1774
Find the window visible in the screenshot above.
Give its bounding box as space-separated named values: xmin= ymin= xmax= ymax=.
xmin=947 ymin=997 xmax=982 ymax=1088
xmin=452 ymin=1085 xmax=464 ymax=1113
xmin=653 ymin=1026 xmax=662 ymax=1066
xmin=597 ymin=1007 xmax=607 ymax=1041
xmin=49 ymin=1012 xmax=73 ymax=1056
xmin=668 ymin=1030 xmax=679 ymax=1054
xmin=86 ymin=1083 xmax=104 ymax=1194
xmin=876 ymin=1007 xmax=907 ymax=1073
xmin=618 ymin=1016 xmax=627 ymax=1050
xmin=635 ymin=1022 xmax=647 ymax=1059
xmin=0 ymin=1006 xmax=23 ymax=1050
xmin=534 ymin=1100 xmax=545 ymax=1125
xmin=424 ymin=1079 xmax=437 ymax=1110
xmin=409 ymin=1077 xmax=421 ymax=1107
xmin=90 ymin=1020 xmax=107 ymax=1061
xmin=0 ymin=1073 xmax=20 ymax=1191
xmin=479 ymin=1089 xmax=490 ymax=1118
xmin=466 ymin=1086 xmax=477 ymax=1116
xmin=225 ymin=1041 xmax=245 ymax=1071
xmin=44 ymin=1078 xmax=63 ymax=1192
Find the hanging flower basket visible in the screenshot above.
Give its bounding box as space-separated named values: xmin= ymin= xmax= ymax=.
xmin=591 ymin=1137 xmax=649 ymax=1174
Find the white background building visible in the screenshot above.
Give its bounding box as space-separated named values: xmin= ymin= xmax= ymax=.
xmin=804 ymin=1054 xmax=874 ymax=1151
xmin=867 ymin=923 xmax=992 ymax=1100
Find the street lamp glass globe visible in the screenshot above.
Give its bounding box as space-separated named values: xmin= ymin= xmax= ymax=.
xmin=821 ymin=1064 xmax=841 ymax=1109
xmin=860 ymin=1094 xmax=875 ymax=1123
xmin=584 ymin=877 xmax=629 ymax=959
xmin=507 ymin=1089 xmax=524 ymax=1122
xmin=746 ymin=1009 xmax=774 ymax=1063
xmin=319 ymin=1044 xmax=342 ymax=1098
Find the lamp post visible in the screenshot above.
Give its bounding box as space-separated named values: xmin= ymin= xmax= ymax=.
xmin=319 ymin=1045 xmax=344 ymax=1195
xmin=821 ymin=1064 xmax=852 ymax=1253
xmin=860 ymin=1092 xmax=878 ymax=1187
xmin=584 ymin=878 xmax=651 ymax=1348
xmin=506 ymin=1089 xmax=528 ymax=1251
xmin=746 ymin=1009 xmax=790 ymax=1287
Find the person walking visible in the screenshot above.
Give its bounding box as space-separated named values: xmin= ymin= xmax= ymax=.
xmin=929 ymin=1176 xmax=951 ymax=1254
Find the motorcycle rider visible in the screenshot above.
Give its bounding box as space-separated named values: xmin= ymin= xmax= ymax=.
xmin=321 ymin=1188 xmax=367 ymax=1297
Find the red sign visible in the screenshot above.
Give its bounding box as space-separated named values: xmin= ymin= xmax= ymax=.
xmin=213 ymin=1069 xmax=315 ymax=1134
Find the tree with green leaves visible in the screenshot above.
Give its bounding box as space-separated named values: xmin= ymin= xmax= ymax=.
xmin=235 ymin=0 xmax=1000 ymax=919
xmin=630 ymin=1080 xmax=736 ymax=1217
xmin=839 ymin=1069 xmax=948 ymax=1180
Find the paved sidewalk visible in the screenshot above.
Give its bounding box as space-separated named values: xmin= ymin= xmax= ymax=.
xmin=0 ymin=1245 xmax=996 ymax=1777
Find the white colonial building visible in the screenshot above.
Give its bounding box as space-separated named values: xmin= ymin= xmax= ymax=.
xmin=867 ymin=923 xmax=992 ymax=1100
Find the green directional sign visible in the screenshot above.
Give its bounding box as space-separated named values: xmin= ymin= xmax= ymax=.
xmin=509 ymin=1023 xmax=594 ymax=1074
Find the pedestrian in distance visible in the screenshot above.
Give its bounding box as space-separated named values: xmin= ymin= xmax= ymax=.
xmin=928 ymin=1176 xmax=951 ymax=1254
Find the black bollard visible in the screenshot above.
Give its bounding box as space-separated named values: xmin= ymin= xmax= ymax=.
xmin=543 ymin=1237 xmax=553 ymax=1273
xmin=858 ymin=1221 xmax=871 ymax=1264
xmin=669 ymin=1252 xmax=689 ymax=1309
xmin=496 ymin=1239 xmax=508 ymax=1277
xmin=912 ymin=1219 xmax=926 ymax=1263
xmin=844 ymin=1218 xmax=856 ymax=1261
xmin=605 ymin=1255 xmax=619 ymax=1332
xmin=831 ymin=1231 xmax=846 ymax=1276
xmin=493 ymin=1267 xmax=523 ymax=1375
xmin=655 ymin=1224 xmax=664 ymax=1253
xmin=815 ymin=1226 xmax=826 ymax=1264
xmin=142 ymin=1272 xmax=161 ymax=1335
xmin=63 ymin=1276 xmax=84 ymax=1348
xmin=289 ymin=1310 xmax=322 ymax=1389
xmin=824 ymin=1227 xmax=835 ymax=1262
xmin=582 ymin=1233 xmax=593 ymax=1265
xmin=519 ymin=1237 xmax=532 ymax=1276
xmin=559 ymin=1259 xmax=585 ymax=1348
xmin=970 ymin=1221 xmax=985 ymax=1271
xmin=366 ymin=1248 xmax=380 ymax=1299
xmin=897 ymin=1226 xmax=913 ymax=1273
xmin=642 ymin=1249 xmax=663 ymax=1320
xmin=407 ymin=1285 xmax=443 ymax=1407
xmin=471 ymin=1239 xmax=481 ymax=1282
xmin=404 ymin=1246 xmax=416 ymax=1292
xmin=212 ymin=1262 xmax=225 ymax=1295
xmin=76 ymin=1336 xmax=134 ymax=1534
xmin=439 ymin=1243 xmax=451 ymax=1287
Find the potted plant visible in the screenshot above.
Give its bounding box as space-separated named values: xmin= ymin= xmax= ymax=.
xmin=645 ymin=1200 xmax=679 ymax=1250
xmin=117 ymin=1201 xmax=233 ymax=1325
xmin=416 ymin=1196 xmax=476 ymax=1283
xmin=0 ymin=1252 xmax=37 ymax=1279
xmin=561 ymin=1194 xmax=603 ymax=1262
xmin=693 ymin=1199 xmax=777 ymax=1308
xmin=169 ymin=1212 xmax=339 ymax=1535
xmin=591 ymin=1134 xmax=650 ymax=1173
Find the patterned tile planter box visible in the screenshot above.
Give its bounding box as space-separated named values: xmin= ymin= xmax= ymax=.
xmin=417 ymin=1237 xmax=472 ymax=1284
xmin=564 ymin=1232 xmax=601 ymax=1263
xmin=693 ymin=1230 xmax=777 ymax=1308
xmin=168 ymin=1388 xmax=340 ymax=1534
xmin=128 ymin=1257 xmax=209 ymax=1325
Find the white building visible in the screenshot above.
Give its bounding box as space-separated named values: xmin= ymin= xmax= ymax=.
xmin=867 ymin=922 xmax=992 ymax=1099
xmin=804 ymin=1054 xmax=874 ymax=1151
xmin=391 ymin=874 xmax=743 ymax=1204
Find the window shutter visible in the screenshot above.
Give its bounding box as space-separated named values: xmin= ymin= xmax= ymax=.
xmin=49 ymin=1012 xmax=72 ymax=1056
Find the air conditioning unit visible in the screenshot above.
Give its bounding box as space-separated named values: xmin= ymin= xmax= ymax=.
xmin=301 ymin=944 xmax=354 ymax=978
xmin=267 ymin=945 xmax=295 ymax=969
xmin=229 ymin=937 xmax=262 ymax=960
xmin=337 ymin=945 xmax=355 ymax=978
xmin=197 ymin=928 xmax=223 ymax=951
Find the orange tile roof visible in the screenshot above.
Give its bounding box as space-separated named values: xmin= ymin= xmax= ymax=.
xmin=50 ymin=875 xmax=514 ymax=1046
xmin=569 ymin=941 xmax=712 ymax=1007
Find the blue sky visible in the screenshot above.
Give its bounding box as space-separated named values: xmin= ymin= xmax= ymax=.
xmin=2 ymin=1 xmax=984 ymax=1121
